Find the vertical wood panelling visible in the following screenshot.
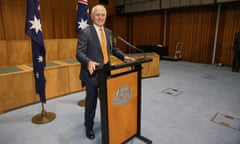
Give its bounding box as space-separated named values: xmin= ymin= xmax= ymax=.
xmin=167 ymin=6 xmax=217 ymax=63
xmin=7 ymin=40 xmax=32 ymax=66
xmin=0 ymin=41 xmax=7 ymax=67
xmin=53 ymin=8 xmax=77 ymax=38
xmin=41 ymin=0 xmax=77 ymax=39
xmin=132 ymin=12 xmax=164 ymax=46
xmin=0 ymin=5 xmax=6 ymax=40
xmin=217 ymin=3 xmax=240 ymax=66
xmin=107 ymin=15 xmax=129 ymax=53
xmin=0 ymin=0 xmax=27 ymax=40
xmin=0 ymin=0 xmax=79 ymax=40
xmin=40 ymin=1 xmax=56 ymax=39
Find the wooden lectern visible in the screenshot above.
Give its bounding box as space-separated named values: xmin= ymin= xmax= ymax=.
xmin=96 ymin=58 xmax=152 ymax=144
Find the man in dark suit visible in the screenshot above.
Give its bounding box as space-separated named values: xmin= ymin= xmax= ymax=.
xmin=76 ymin=4 xmax=135 ymax=140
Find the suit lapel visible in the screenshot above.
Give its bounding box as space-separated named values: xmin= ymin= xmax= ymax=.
xmin=90 ymin=26 xmax=102 ymax=52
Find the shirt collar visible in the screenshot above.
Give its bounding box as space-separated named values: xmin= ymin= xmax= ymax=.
xmin=93 ymin=24 xmax=104 ymax=31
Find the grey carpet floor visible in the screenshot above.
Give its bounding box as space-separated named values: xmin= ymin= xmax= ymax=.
xmin=0 ymin=60 xmax=240 ymax=144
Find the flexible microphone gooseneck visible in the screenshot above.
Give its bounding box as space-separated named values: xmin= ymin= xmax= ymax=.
xmin=117 ymin=36 xmax=146 ymax=59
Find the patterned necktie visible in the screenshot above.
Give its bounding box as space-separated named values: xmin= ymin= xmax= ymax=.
xmin=99 ymin=27 xmax=109 ymax=64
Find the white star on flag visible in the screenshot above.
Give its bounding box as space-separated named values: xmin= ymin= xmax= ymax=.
xmin=37 ymin=55 xmax=43 ymax=63
xmin=78 ymin=18 xmax=89 ymax=30
xmin=35 ymin=72 xmax=40 ymax=79
xmin=29 ymin=15 xmax=42 ymax=34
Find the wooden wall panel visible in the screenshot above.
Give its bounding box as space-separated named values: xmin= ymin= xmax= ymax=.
xmin=40 ymin=2 xmax=56 ymax=39
xmin=58 ymin=39 xmax=77 ymax=60
xmin=107 ymin=15 xmax=129 ymax=53
xmin=132 ymin=12 xmax=164 ymax=46
xmin=7 ymin=40 xmax=32 ymax=66
xmin=44 ymin=39 xmax=59 ymax=61
xmin=0 ymin=0 xmax=79 ymax=40
xmin=0 ymin=0 xmax=115 ymax=40
xmin=167 ymin=6 xmax=217 ymax=63
xmin=0 ymin=70 xmax=38 ymax=113
xmin=0 ymin=0 xmax=27 ymax=40
xmin=0 ymin=5 xmax=6 ymax=40
xmin=67 ymin=64 xmax=83 ymax=93
xmin=217 ymin=3 xmax=240 ymax=66
xmin=0 ymin=41 xmax=7 ymax=67
xmin=53 ymin=8 xmax=77 ymax=38
xmin=45 ymin=66 xmax=69 ymax=99
xmin=40 ymin=0 xmax=77 ymax=39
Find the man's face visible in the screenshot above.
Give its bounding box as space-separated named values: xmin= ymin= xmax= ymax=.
xmin=91 ymin=6 xmax=106 ymax=27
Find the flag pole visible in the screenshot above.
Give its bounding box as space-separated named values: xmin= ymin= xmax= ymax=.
xmin=32 ymin=103 xmax=56 ymax=124
xmin=76 ymin=0 xmax=91 ymax=107
xmin=78 ymin=99 xmax=86 ymax=107
xmin=77 ymin=87 xmax=86 ymax=107
xmin=25 ymin=0 xmax=56 ymax=124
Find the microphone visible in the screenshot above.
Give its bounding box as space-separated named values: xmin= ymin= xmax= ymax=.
xmin=117 ymin=36 xmax=146 ymax=59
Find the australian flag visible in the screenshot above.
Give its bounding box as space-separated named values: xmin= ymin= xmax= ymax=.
xmin=25 ymin=0 xmax=46 ymax=103
xmin=76 ymin=0 xmax=90 ymax=34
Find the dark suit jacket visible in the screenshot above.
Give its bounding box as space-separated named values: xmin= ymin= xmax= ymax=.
xmin=76 ymin=25 xmax=126 ymax=86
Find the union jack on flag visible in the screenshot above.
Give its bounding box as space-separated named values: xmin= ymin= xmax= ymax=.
xmin=76 ymin=0 xmax=90 ymax=34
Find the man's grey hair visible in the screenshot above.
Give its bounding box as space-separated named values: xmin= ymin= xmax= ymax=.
xmin=91 ymin=4 xmax=107 ymax=16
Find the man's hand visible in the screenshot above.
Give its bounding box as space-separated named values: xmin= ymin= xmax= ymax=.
xmin=124 ymin=56 xmax=136 ymax=63
xmin=88 ymin=61 xmax=100 ymax=75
